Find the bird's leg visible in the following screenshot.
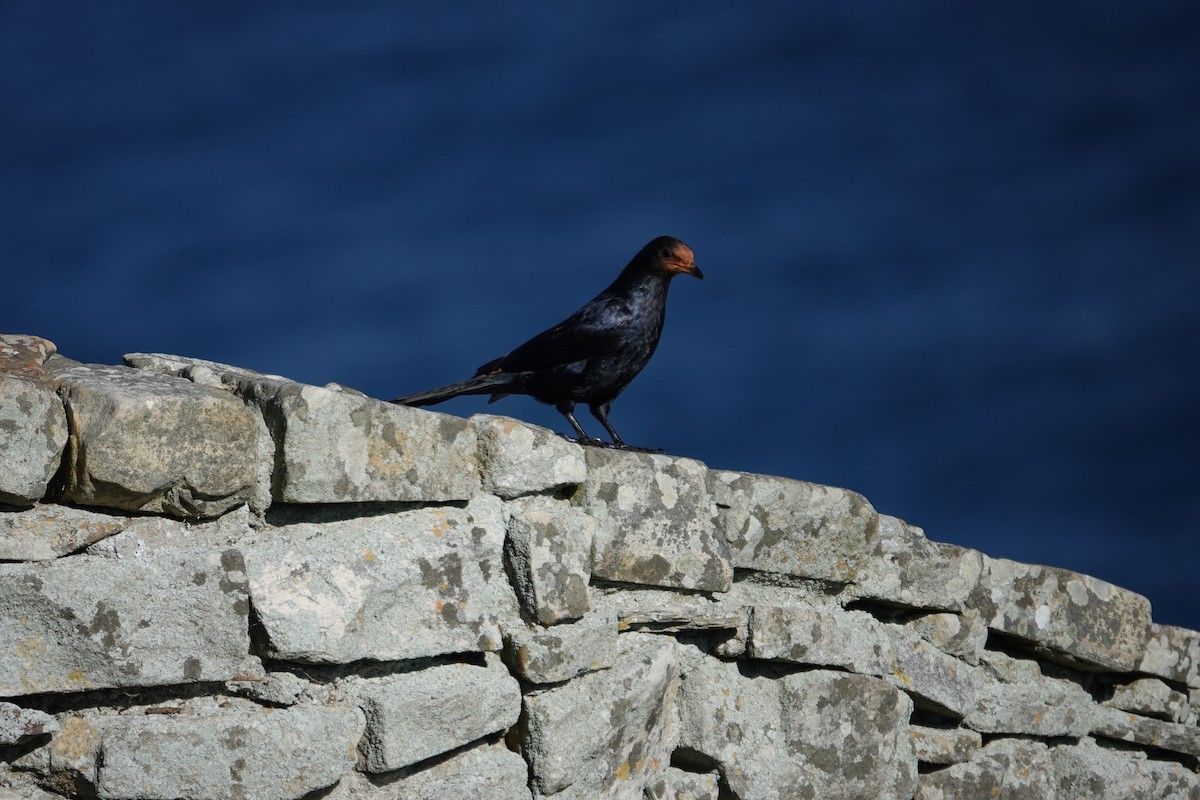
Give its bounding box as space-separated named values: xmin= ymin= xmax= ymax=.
xmin=558 ymin=400 xmax=605 ymax=446
xmin=589 ymin=403 xmax=628 ymax=449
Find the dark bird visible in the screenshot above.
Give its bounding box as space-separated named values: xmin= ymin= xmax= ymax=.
xmin=390 ymin=235 xmax=703 ymax=449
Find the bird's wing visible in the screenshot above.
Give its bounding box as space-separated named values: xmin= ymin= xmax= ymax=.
xmin=478 ymin=297 xmax=628 ymax=375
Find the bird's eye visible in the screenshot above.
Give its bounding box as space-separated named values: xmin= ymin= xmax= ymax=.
xmin=660 ymin=248 xmax=673 ymax=259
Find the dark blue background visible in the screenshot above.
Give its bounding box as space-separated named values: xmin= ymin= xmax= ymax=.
xmin=4 ymin=5 xmax=1197 ymax=625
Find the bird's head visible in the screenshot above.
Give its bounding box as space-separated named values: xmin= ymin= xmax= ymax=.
xmin=643 ymin=236 xmax=704 ymax=280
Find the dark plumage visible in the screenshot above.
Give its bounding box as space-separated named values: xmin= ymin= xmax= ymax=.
xmin=390 ymin=235 xmax=703 ymax=448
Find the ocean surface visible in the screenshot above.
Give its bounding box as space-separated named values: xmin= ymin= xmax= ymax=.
xmin=4 ymin=4 xmax=1198 ymax=624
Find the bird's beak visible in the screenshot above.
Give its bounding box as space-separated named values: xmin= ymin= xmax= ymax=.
xmin=689 ymin=263 xmax=704 ymax=280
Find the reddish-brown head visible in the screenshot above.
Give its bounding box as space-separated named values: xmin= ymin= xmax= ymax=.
xmin=642 ymin=236 xmax=703 ymax=280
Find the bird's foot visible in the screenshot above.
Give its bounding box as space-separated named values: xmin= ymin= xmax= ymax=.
xmin=615 ymin=444 xmax=664 ymax=454
xmin=558 ymin=433 xmax=611 ymax=448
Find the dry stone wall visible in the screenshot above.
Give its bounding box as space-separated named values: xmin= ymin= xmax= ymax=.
xmin=2 ymin=332 xmax=1199 ymax=799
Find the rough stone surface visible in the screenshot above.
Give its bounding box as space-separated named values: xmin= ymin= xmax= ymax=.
xmin=48 ymin=359 xmax=259 ymax=518
xmin=1139 ymin=623 xmax=1200 ymax=688
xmin=504 ymin=495 xmax=593 ymax=625
xmin=1105 ymin=677 xmax=1190 ymax=723
xmin=1051 ymin=736 xmax=1200 ymax=800
xmin=1091 ymin=705 xmax=1200 ymax=759
xmin=0 ymin=336 xmax=68 ymax=506
xmin=749 ymin=605 xmax=977 ymax=716
xmin=906 ymin=611 xmax=987 ymax=665
xmin=644 ymin=767 xmax=720 ymax=800
xmin=853 ymin=515 xmax=984 ymax=612
xmin=95 ymin=702 xmax=363 ymax=800
xmin=964 ymin=651 xmax=1095 ymax=737
xmin=972 ymin=556 xmax=1152 ymax=671
xmin=473 ymin=414 xmax=586 ymax=499
xmin=0 ymin=548 xmax=249 ymax=696
xmin=521 ymin=634 xmax=680 ymax=799
xmin=710 ymin=469 xmax=879 ymax=584
xmin=125 ymin=352 xmax=480 ymax=505
xmin=678 ymin=658 xmax=916 ymax=800
xmin=0 ymin=505 xmax=130 ymax=561
xmin=323 ymin=743 xmax=532 ymax=800
xmin=585 ymin=450 xmax=732 ymax=592
xmin=243 ymin=496 xmax=514 ymax=663
xmin=84 ymin=506 xmax=253 ymax=559
xmin=909 ymin=724 xmax=982 ymax=765
xmin=915 ymin=738 xmax=1053 ymax=800
xmin=349 ymin=656 xmax=521 ymax=773
xmin=503 ymin=611 xmax=618 ymax=684
xmin=0 ymin=703 xmax=59 ymax=746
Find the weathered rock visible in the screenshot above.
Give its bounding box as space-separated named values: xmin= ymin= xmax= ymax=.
xmin=0 ymin=336 xmax=68 ymax=506
xmin=125 ymin=352 xmax=479 ymax=505
xmin=348 ymin=655 xmax=521 ymax=773
xmin=322 ymin=743 xmax=532 ymax=800
xmin=474 ymin=414 xmax=586 ymax=499
xmin=1091 ymin=705 xmax=1200 ymax=759
xmin=906 ymin=611 xmax=987 ymax=665
xmin=678 ymin=659 xmax=916 ymax=800
xmin=749 ymin=605 xmax=977 ymax=716
xmin=909 ymin=724 xmax=982 ymax=765
xmin=971 ymin=556 xmax=1151 ymax=672
xmin=47 ymin=359 xmax=258 ymax=518
xmin=852 ymin=515 xmax=983 ymax=612
xmin=709 ymin=469 xmax=879 ymax=584
xmin=0 ymin=702 xmax=58 ymax=745
xmin=95 ymin=702 xmax=363 ymax=800
xmin=0 ymin=548 xmax=249 ymax=696
xmin=643 ymin=767 xmax=720 ymax=800
xmin=504 ymin=495 xmax=594 ymax=625
xmin=915 ymin=738 xmax=1053 ymax=800
xmin=522 ymin=633 xmax=680 ymax=799
xmin=85 ymin=505 xmax=253 ymax=559
xmin=964 ymin=651 xmax=1094 ymax=737
xmin=618 ymin=605 xmax=749 ymax=657
xmin=1051 ymin=736 xmax=1200 ymax=800
xmin=244 ymin=496 xmax=514 ymax=663
xmin=503 ymin=611 xmax=618 ymax=684
xmin=1139 ymin=623 xmax=1200 ymax=688
xmin=0 ymin=505 xmax=129 ymax=561
xmin=225 ymin=657 xmax=311 ymax=707
xmin=584 ymin=450 xmax=731 ymax=592
xmin=1105 ymin=677 xmax=1190 ymax=723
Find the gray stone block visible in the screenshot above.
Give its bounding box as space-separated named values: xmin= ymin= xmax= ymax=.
xmin=522 ymin=633 xmax=680 ymax=799
xmin=749 ymin=605 xmax=977 ymax=716
xmin=0 ymin=548 xmax=249 ymax=696
xmin=915 ymin=738 xmax=1053 ymax=800
xmin=322 ymin=743 xmax=532 ymax=800
xmin=1051 ymin=736 xmax=1200 ymax=800
xmin=243 ymin=496 xmax=515 ymax=663
xmin=0 ymin=335 xmax=68 ymax=506
xmin=474 ymin=414 xmax=586 ymax=499
xmin=963 ymin=652 xmax=1094 ymax=737
xmin=1091 ymin=704 xmax=1200 ymax=759
xmin=503 ymin=611 xmax=618 ymax=684
xmin=971 ymin=556 xmax=1151 ymax=672
xmin=710 ymin=469 xmax=879 ymax=584
xmin=126 ymin=352 xmax=480 ymax=505
xmin=852 ymin=514 xmax=983 ymax=612
xmin=504 ymin=495 xmax=593 ymax=625
xmin=678 ymin=659 xmax=916 ymax=800
xmin=48 ymin=359 xmax=258 ymax=518
xmin=1139 ymin=623 xmax=1200 ymax=688
xmin=644 ymin=767 xmax=720 ymax=800
xmin=349 ymin=655 xmax=521 ymax=773
xmin=1104 ymin=677 xmax=1190 ymax=723
xmin=85 ymin=505 xmax=253 ymax=559
xmin=906 ymin=611 xmax=987 ymax=665
xmin=585 ymin=450 xmax=732 ymax=592
xmin=0 ymin=702 xmax=58 ymax=745
xmin=0 ymin=505 xmax=130 ymax=561
xmin=95 ymin=703 xmax=363 ymax=800
xmin=909 ymin=724 xmax=982 ymax=765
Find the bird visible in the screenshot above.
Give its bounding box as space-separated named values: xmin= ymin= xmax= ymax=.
xmin=390 ymin=235 xmax=703 ymax=449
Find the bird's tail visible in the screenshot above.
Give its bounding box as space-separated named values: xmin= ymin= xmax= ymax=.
xmin=389 ymin=372 xmax=512 ymax=407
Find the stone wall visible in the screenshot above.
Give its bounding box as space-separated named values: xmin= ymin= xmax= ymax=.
xmin=2 ymin=332 xmax=1199 ymax=800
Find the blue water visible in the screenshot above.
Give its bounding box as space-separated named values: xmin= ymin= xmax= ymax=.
xmin=4 ymin=4 xmax=1198 ymax=625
